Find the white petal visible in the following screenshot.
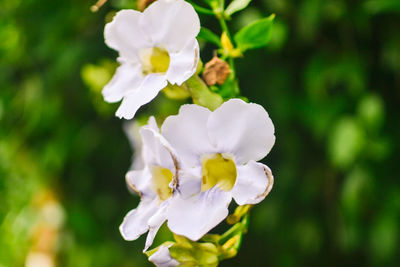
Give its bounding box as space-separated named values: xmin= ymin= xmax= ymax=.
xmin=102 ymin=63 xmax=142 ymax=103
xmin=124 ymin=120 xmax=145 ymax=170
xmin=145 ymin=203 xmax=168 ymax=251
xmin=207 ymin=99 xmax=276 ymax=164
xmin=124 ymin=117 xmax=159 ymax=171
xmin=166 ymin=39 xmax=199 ymax=85
xmin=141 ymin=0 xmax=200 ymax=52
xmin=175 ymin=167 xmax=201 ymax=199
xmin=147 ymin=116 xmax=160 ymax=132
xmin=119 ymin=198 xmax=159 ymax=241
xmin=231 ymin=161 xmax=274 ymax=205
xmin=126 ymin=168 xmax=155 ymax=197
xmin=161 ymin=104 xmax=214 ymax=168
xmin=167 ymin=189 xmax=231 ymax=241
xmin=149 ymin=245 xmax=179 ymax=267
xmin=105 ymin=10 xmax=151 ymax=61
xmin=116 ymin=74 xmax=168 ymax=119
xmin=140 ymin=127 xmax=176 ymax=172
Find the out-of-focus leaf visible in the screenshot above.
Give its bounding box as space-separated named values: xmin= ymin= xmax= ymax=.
xmin=81 ymin=61 xmax=115 ymax=93
xmin=225 ymin=0 xmax=252 ymax=17
xmin=328 ymin=117 xmax=366 ymax=169
xmin=341 ymin=167 xmax=372 ymax=217
xmin=370 ymin=212 xmax=398 ymax=260
xmin=357 ymin=94 xmax=384 ymax=132
xmin=234 ymin=7 xmax=262 ymax=29
xmin=364 ymin=0 xmax=400 ymax=14
xmin=234 ymin=14 xmax=275 ymax=51
xmin=268 ymin=19 xmax=289 ymax=50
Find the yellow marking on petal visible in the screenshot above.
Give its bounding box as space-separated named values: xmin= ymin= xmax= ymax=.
xmin=141 ymin=47 xmax=170 ymax=75
xmin=151 ymin=166 xmax=173 ymax=201
xmin=201 ymin=153 xmax=237 ymax=192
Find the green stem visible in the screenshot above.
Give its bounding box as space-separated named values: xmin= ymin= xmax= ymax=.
xmin=214 ymin=0 xmax=236 ymax=78
xmin=218 ymin=16 xmax=231 ymax=39
xmin=229 ymin=55 xmax=236 ymax=76
xmin=218 ymin=214 xmax=249 ymax=246
xmin=187 ymin=1 xmax=215 ymax=15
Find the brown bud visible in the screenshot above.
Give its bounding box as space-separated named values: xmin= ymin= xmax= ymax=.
xmin=137 ymin=0 xmax=157 ymax=11
xmin=203 ymin=57 xmax=231 ymax=86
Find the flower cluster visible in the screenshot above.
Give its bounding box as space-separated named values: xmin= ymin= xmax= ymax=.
xmin=101 ymin=0 xmax=276 ymax=265
xmin=121 ymin=98 xmax=275 ymax=249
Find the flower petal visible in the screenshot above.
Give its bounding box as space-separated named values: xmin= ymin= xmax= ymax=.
xmin=231 ymin=161 xmax=274 ymax=205
xmin=116 ymin=74 xmax=168 ymax=119
xmin=102 ymin=63 xmax=142 ymax=103
xmin=124 ymin=116 xmax=159 ymax=170
xmin=148 ymin=245 xmax=179 ymax=267
xmin=207 ymin=99 xmax=275 ymax=164
xmin=119 ymin=198 xmax=159 ymax=241
xmin=124 ymin=120 xmax=145 ymax=170
xmin=176 ymin=167 xmax=202 ymax=198
xmin=140 ymin=127 xmax=176 ymax=172
xmin=147 ymin=116 xmax=160 ymax=132
xmin=105 ymin=10 xmax=151 ymax=61
xmin=145 ymin=203 xmax=168 ymax=251
xmin=166 ymin=39 xmax=199 ymax=85
xmin=161 ymin=104 xmax=214 ymax=168
xmin=167 ymin=189 xmax=231 ymax=241
xmin=126 ymin=168 xmax=154 ymax=197
xmin=141 ymin=0 xmax=200 ymax=52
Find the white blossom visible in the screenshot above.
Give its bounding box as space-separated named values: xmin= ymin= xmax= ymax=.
xmin=103 ymin=0 xmax=200 ymax=119
xmin=119 ymin=117 xmax=178 ymax=251
xmin=161 ymin=99 xmax=275 ymax=240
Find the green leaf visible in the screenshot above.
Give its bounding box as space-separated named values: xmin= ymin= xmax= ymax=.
xmin=198 ymin=27 xmax=221 ymax=47
xmin=234 ymin=14 xmax=275 ymax=52
xmin=225 ymin=0 xmax=252 ymax=17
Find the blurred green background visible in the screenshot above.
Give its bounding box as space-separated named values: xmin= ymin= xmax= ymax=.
xmin=1 ymin=0 xmax=400 ymax=266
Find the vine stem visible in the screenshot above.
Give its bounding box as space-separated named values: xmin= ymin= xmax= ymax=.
xmin=187 ymin=1 xmax=215 ymax=15
xmin=215 ymin=0 xmax=237 ymax=81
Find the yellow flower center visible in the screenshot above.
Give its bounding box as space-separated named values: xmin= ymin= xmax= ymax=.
xmin=141 ymin=47 xmax=170 ymax=75
xmin=201 ymin=153 xmax=237 ymax=192
xmin=151 ymin=166 xmax=173 ymax=201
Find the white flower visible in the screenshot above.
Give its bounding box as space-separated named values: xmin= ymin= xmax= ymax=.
xmin=161 ymin=99 xmax=275 ymax=240
xmin=148 ymin=244 xmax=179 ymax=267
xmin=119 ymin=117 xmax=178 ymax=251
xmin=103 ymin=0 xmax=200 ymax=119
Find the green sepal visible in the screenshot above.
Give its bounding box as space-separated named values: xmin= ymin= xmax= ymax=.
xmin=144 ymin=241 xmax=176 ymax=258
xmin=227 ymin=204 xmax=252 ymax=224
xmin=169 ymin=236 xmax=219 ymax=266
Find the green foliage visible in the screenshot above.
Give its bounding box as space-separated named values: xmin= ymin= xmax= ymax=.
xmin=364 ymin=0 xmax=400 ymax=14
xmin=1 ymin=0 xmax=400 ymax=266
xmin=234 ymin=14 xmax=275 ymax=51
